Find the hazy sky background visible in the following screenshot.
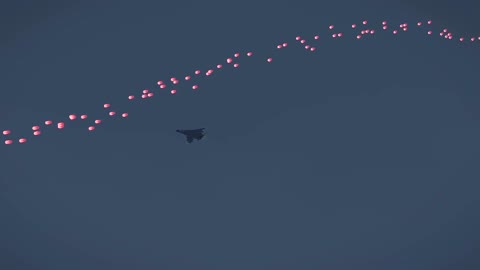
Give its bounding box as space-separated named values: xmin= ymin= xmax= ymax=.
xmin=1 ymin=0 xmax=480 ymax=269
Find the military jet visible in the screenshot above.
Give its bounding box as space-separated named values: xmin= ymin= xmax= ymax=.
xmin=176 ymin=128 xmax=206 ymax=143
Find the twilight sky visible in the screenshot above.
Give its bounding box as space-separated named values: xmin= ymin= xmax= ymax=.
xmin=1 ymin=0 xmax=480 ymax=269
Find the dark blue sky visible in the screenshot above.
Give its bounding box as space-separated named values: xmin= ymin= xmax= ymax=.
xmin=1 ymin=0 xmax=480 ymax=269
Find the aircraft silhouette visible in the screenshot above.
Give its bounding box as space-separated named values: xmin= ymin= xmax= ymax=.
xmin=176 ymin=128 xmax=206 ymax=143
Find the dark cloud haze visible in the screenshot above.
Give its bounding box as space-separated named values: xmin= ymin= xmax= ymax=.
xmin=1 ymin=0 xmax=480 ymax=269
